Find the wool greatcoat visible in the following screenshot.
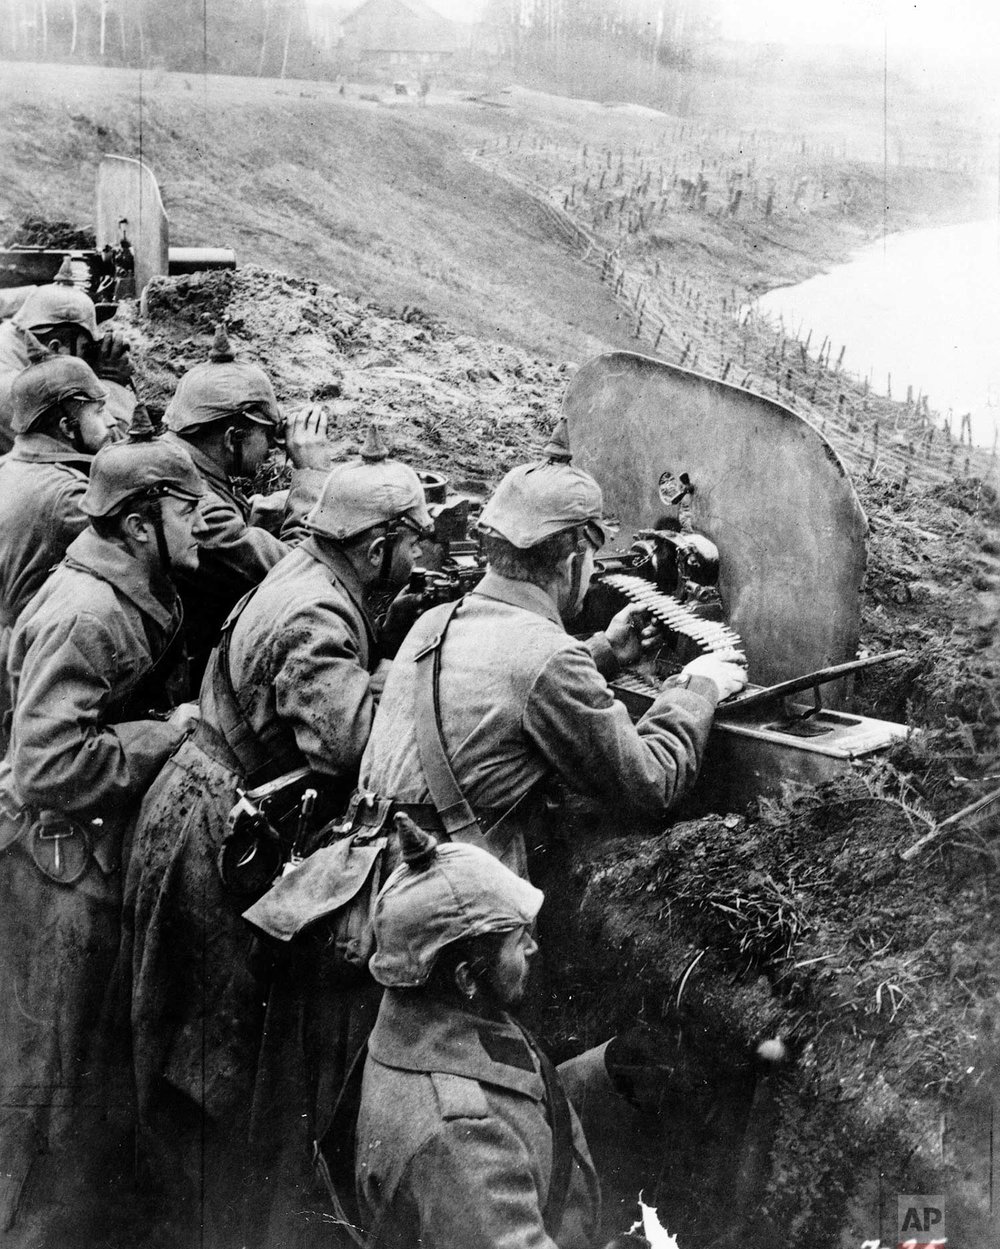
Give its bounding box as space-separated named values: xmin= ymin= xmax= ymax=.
xmin=355 ymin=991 xmax=601 ymax=1249
xmin=358 ymin=570 xmax=721 ymax=876
xmin=0 ymin=431 xmax=94 ymax=751
xmin=0 ymin=528 xmax=188 ymax=1246
xmin=121 ymin=536 xmax=384 ymax=1249
xmin=167 ymin=435 xmax=325 ymax=689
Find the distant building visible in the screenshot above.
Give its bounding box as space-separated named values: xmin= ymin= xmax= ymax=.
xmin=340 ymin=0 xmax=463 ymax=67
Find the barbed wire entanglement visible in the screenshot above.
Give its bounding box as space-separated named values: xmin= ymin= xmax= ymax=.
xmin=469 ymin=129 xmax=997 ymax=492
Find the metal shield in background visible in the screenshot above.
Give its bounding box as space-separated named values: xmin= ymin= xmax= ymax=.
xmin=563 ymin=351 xmax=868 ymax=698
xmin=96 ymin=155 xmax=170 ymax=296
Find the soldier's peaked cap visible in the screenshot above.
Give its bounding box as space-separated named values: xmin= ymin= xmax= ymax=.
xmin=478 ymin=416 xmax=613 ymax=549
xmin=369 ymin=814 xmax=544 ymax=988
xmin=304 ymin=422 xmax=431 ymax=542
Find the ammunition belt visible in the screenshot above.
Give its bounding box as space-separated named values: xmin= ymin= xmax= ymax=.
xmin=600 ymin=573 xmax=744 ymax=655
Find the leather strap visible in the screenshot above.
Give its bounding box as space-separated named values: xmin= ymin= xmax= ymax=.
xmin=211 ymin=588 xmax=298 ymax=785
xmin=520 ymin=1025 xmax=575 ymax=1239
xmin=412 ymin=599 xmax=484 ymax=841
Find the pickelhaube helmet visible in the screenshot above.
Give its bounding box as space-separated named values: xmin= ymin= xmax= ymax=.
xmin=369 ymin=815 xmax=543 ymax=989
xmin=305 ymin=422 xmax=431 ymax=542
xmin=478 ymin=417 xmax=612 ymax=549
xmin=10 ymin=356 xmax=108 ymax=435
xmin=13 ymin=283 xmax=100 ymax=342
xmin=165 ymin=324 xmax=280 ymax=434
xmin=80 ymin=405 xmax=204 ymax=518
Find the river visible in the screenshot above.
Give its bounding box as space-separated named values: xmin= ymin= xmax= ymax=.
xmin=755 ymin=217 xmax=1000 ymax=448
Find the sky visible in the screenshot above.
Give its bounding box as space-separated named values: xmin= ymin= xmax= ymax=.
xmin=422 ymin=0 xmax=1000 ymax=63
xmin=716 ymin=0 xmax=1000 ymax=60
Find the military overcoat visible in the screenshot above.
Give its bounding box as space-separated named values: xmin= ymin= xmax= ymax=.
xmin=356 ymin=990 xmax=601 ymax=1249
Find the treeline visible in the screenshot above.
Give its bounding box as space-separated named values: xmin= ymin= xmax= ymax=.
xmin=0 ymin=0 xmax=320 ymax=78
xmin=485 ymin=0 xmax=720 ymax=69
xmin=482 ymin=0 xmax=723 ymax=112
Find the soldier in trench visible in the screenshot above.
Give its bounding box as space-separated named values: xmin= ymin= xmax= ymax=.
xmin=356 ymin=417 xmax=748 ymax=879
xmin=0 ymin=427 xmax=206 ymax=1248
xmin=120 ymin=423 xmax=431 ymax=1249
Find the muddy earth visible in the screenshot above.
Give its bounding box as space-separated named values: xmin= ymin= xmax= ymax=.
xmin=3 ymin=59 xmax=999 ymax=1249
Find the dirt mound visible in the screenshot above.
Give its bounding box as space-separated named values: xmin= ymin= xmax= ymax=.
xmin=131 ymin=265 xmax=573 ymax=493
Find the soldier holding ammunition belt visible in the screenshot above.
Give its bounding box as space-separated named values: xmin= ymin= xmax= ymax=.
xmin=164 ymin=324 xmax=333 ymax=687
xmin=0 ymin=427 xmax=206 ymax=1247
xmin=357 ymin=418 xmax=748 ymax=878
xmin=121 ymin=423 xmax=430 ymax=1249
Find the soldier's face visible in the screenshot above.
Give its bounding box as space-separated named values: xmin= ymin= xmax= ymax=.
xmin=487 ymin=925 xmax=538 ymax=1009
xmin=68 ymin=396 xmax=116 ymax=453
xmin=158 ymin=496 xmax=208 ymax=574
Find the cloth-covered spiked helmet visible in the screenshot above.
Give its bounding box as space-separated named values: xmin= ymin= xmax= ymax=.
xmin=165 ymin=324 xmax=280 ymax=434
xmin=80 ymin=408 xmax=204 ymax=518
xmin=13 ymin=283 xmax=100 ymax=342
xmin=10 ymin=356 xmax=107 ymax=435
xmin=305 ymin=422 xmax=431 ymax=542
xmin=478 ymin=417 xmax=612 ymax=550
xmin=369 ymin=815 xmax=544 ymax=989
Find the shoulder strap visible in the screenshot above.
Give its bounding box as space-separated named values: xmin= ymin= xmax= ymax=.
xmin=211 ymin=587 xmax=297 ymax=784
xmin=412 ymin=599 xmax=484 ymax=841
xmin=314 ymin=1039 xmax=369 ymax=1248
xmin=520 ymin=1026 xmax=575 ymax=1240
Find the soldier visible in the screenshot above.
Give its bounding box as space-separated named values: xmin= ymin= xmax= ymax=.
xmin=352 ymin=815 xmax=601 ymax=1248
xmin=164 ymin=325 xmax=332 ymax=685
xmin=0 ymin=429 xmax=206 ymax=1246
xmin=0 ymin=356 xmax=118 ymax=750
xmin=358 ymin=419 xmax=748 ymax=877
xmin=121 ymin=423 xmax=431 ymax=1249
xmin=0 ymin=277 xmax=136 ymax=449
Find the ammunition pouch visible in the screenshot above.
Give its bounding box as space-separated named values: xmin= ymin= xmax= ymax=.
xmin=242 ymin=790 xmax=404 ymax=982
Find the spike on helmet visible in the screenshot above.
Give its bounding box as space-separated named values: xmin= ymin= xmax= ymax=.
xmin=394 ymin=813 xmax=438 ymax=872
xmin=23 ymin=330 xmax=54 ymax=365
xmin=53 ymin=256 xmax=75 ymax=286
xmin=542 ymin=416 xmax=572 ymax=464
xmin=360 ymin=422 xmax=390 ymax=462
xmin=209 ymin=323 xmax=235 ymax=363
xmin=10 ymin=356 xmax=107 ymax=435
xmin=127 ymin=402 xmax=157 ymax=442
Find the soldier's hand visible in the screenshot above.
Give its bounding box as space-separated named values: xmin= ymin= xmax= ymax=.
xmin=681 ymin=648 xmax=748 ymax=702
xmin=369 ymin=658 xmax=393 ymax=701
xmin=91 ymin=332 xmax=134 ymax=386
xmin=285 ymin=405 xmax=333 ymax=471
xmin=605 ymin=604 xmax=662 ymax=667
xmin=167 ymin=701 xmax=200 ymax=735
xmin=380 ymin=586 xmax=428 ymax=659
